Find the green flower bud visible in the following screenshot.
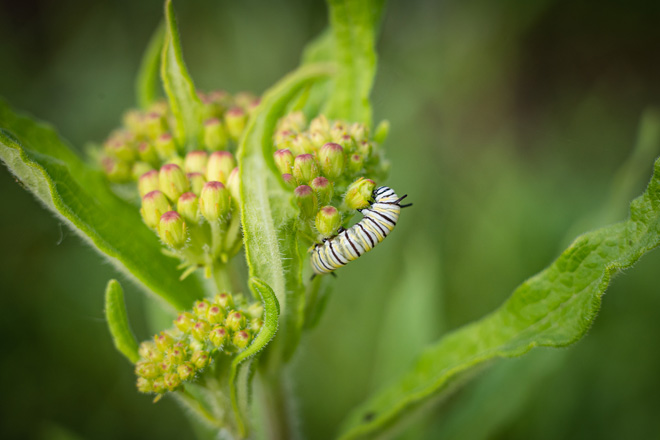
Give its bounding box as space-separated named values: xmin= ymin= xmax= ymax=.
xmin=207 ymin=151 xmax=235 ymax=184
xmin=140 ymin=190 xmax=171 ymax=229
xmin=247 ymin=302 xmax=264 ymax=319
xmin=315 ymin=206 xmax=342 ymax=238
xmin=187 ymin=172 xmax=207 ymax=196
xmin=193 ymin=300 xmax=211 ymax=318
xmin=159 ymin=358 xmax=173 ymax=373
xmin=191 ymin=320 xmax=211 ymax=341
xmin=191 ymin=350 xmax=210 ymax=369
xmin=274 ymin=149 xmax=294 ymax=175
xmin=209 ymin=325 xmax=228 ymax=348
xmin=278 ymin=110 xmax=307 ymax=133
xmin=250 ymin=318 xmax=264 ymax=332
xmin=102 ymin=157 xmax=131 ymax=182
xmin=290 ymin=134 xmax=314 ymax=156
xmin=138 ymin=141 xmax=160 ymax=165
xmin=318 ymin=143 xmax=345 ymax=179
xmin=225 ymin=107 xmax=247 ymax=140
xmin=138 ymin=170 xmax=160 ymax=197
xmin=309 ymin=114 xmax=330 ymax=134
xmin=234 ymin=91 xmax=258 ymax=110
xmin=374 ymin=119 xmax=390 ymax=144
xmin=123 ymin=109 xmax=145 ymax=135
xmin=348 ymin=154 xmax=364 ymax=173
xmin=350 ymin=122 xmax=368 ymax=141
xmin=136 ymin=361 xmax=160 ymax=379
xmin=155 ymin=133 xmax=178 ymax=160
xmin=132 ymin=162 xmax=153 ymax=181
xmin=159 ymin=164 xmax=189 ymax=202
xmin=200 ymin=181 xmax=231 ymax=222
xmin=207 ymin=304 xmax=227 ymax=324
xmin=166 ymin=344 xmax=186 ymax=364
xmin=339 ymin=134 xmax=357 ymax=153
xmin=136 ymin=377 xmax=153 ymax=393
xmin=294 ymin=185 xmax=318 ymax=219
xmin=139 ymin=341 xmax=161 ymax=361
xmin=344 ymin=178 xmax=376 ymax=210
xmin=232 ymin=330 xmax=251 ymax=350
xmin=282 ymin=173 xmax=294 ymax=186
xmin=310 ymin=176 xmax=333 ymax=206
xmin=293 ymin=154 xmax=319 ymax=185
xmin=145 ymin=112 xmax=166 ymax=139
xmin=204 ymin=118 xmax=228 ymax=151
xmin=164 ymin=372 xmax=182 ymax=391
xmin=155 ymin=331 xmax=174 ymax=351
xmin=356 ymin=140 xmax=371 ymax=157
xmin=177 ymin=363 xmax=195 ymax=381
xmin=226 ymin=167 xmax=240 ymax=204
xmin=106 ymin=138 xmax=137 ymax=162
xmin=274 ymin=130 xmax=295 ymax=148
xmin=225 ymin=310 xmax=246 ymax=331
xmin=152 ymin=378 xmax=167 ymax=394
xmin=184 ymin=150 xmax=208 ymax=174
xmin=214 ymin=292 xmax=234 ymax=309
xmin=177 ymin=192 xmax=199 ymax=224
xmin=174 ymin=311 xmax=196 ymax=333
xmin=158 ymin=211 xmax=188 ymax=249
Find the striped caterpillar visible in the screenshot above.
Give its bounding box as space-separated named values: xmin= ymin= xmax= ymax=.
xmin=311 ymin=186 xmax=410 ymax=275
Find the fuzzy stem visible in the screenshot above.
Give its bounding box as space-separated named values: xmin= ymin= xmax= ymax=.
xmin=257 ymin=370 xmax=296 ymax=440
xmin=213 ymin=264 xmax=232 ymax=293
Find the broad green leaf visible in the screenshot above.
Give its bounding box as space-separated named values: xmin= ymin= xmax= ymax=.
xmin=238 ymin=63 xmax=332 ymax=363
xmin=229 ymin=278 xmax=280 ymax=437
xmin=322 ymin=0 xmax=384 ymax=126
xmin=104 ymin=279 xmax=140 ymax=363
xmin=161 ymin=0 xmax=203 ymax=149
xmin=136 ymin=22 xmax=165 ymax=109
xmin=0 ymin=100 xmax=204 ymax=310
xmin=338 ymin=157 xmax=660 ymax=440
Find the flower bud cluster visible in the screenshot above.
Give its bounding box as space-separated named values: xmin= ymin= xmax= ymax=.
xmin=135 ymin=292 xmax=265 ymax=395
xmin=273 ymin=112 xmax=389 ymax=240
xmin=100 ymin=91 xmax=258 ymax=183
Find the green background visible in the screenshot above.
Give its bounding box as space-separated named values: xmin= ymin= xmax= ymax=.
xmin=1 ymin=0 xmax=660 ymax=438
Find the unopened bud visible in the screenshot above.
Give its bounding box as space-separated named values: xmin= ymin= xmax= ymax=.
xmin=310 ymin=114 xmax=330 ymax=134
xmin=207 ymin=305 xmax=226 ymax=324
xmin=344 ymin=178 xmax=376 ymax=210
xmin=145 ymin=112 xmax=166 ymax=139
xmin=209 ymin=325 xmax=228 ymax=348
xmin=207 ymin=151 xmax=235 ymax=183
xmin=166 ymin=344 xmax=186 ymax=364
xmin=152 ymin=378 xmax=167 ymax=394
xmin=225 ymin=107 xmax=247 ymax=140
xmin=374 ymin=120 xmax=390 ymax=144
xmin=232 ymin=330 xmax=251 ymax=349
xmin=177 ymin=192 xmax=199 ymax=224
xmin=356 ymin=140 xmax=371 ymax=157
xmin=200 ymin=181 xmax=231 ymax=221
xmin=136 ymin=361 xmax=160 ymax=379
xmin=106 ymin=138 xmax=137 ymax=162
xmin=138 ymin=170 xmax=160 ymax=197
xmin=174 ymin=312 xmax=196 ymax=333
xmin=274 ymin=149 xmax=294 ymax=175
xmin=204 ymin=118 xmax=228 ymax=151
xmin=158 ymin=211 xmax=188 ymax=249
xmin=159 ymin=164 xmax=189 ymax=202
xmin=132 ymin=162 xmax=153 ymax=181
xmin=155 ymin=133 xmax=178 ymax=159
xmin=247 ymin=302 xmax=264 ymax=319
xmin=138 ymin=141 xmax=160 ymax=165
xmin=250 ymin=318 xmax=264 ymax=332
xmin=315 ymin=206 xmax=342 ymax=237
xmin=191 ymin=320 xmax=211 ymax=341
xmin=215 ymin=292 xmax=234 ymax=309
xmin=194 ymin=300 xmax=211 ymax=318
xmin=234 ymin=91 xmax=258 ymax=110
xmin=309 ymin=131 xmax=328 ymax=149
xmin=187 ymin=172 xmax=206 ymax=196
xmin=139 ymin=341 xmax=161 ymax=361
xmin=290 ymin=134 xmax=314 ymax=156
xmin=294 ymin=185 xmax=318 ymax=219
xmin=102 ymin=157 xmax=131 ymax=182
xmin=177 ymin=362 xmax=195 ymax=381
xmin=191 ymin=350 xmax=210 ymax=369
xmin=310 ymin=176 xmax=333 ymax=206
xmin=185 ymin=150 xmax=208 ymax=174
xmin=136 ymin=377 xmax=153 ymax=393
xmin=226 ymin=167 xmax=240 ymax=204
xmin=140 ymin=190 xmax=171 ymax=229
xmin=348 ymin=154 xmax=364 ymax=173
xmin=164 ymin=372 xmax=182 ymax=391
xmin=293 ymin=154 xmax=319 ymax=185
xmin=282 ymin=173 xmax=294 ymax=186
xmin=225 ymin=310 xmax=247 ymax=331
xmin=318 ymin=143 xmax=345 ymax=179
xmin=350 ymin=122 xmax=368 ymax=141
xmin=155 ymin=331 xmax=174 ymax=351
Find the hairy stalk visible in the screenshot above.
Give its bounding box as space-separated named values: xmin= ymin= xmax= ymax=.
xmin=257 ymin=370 xmax=297 ymax=440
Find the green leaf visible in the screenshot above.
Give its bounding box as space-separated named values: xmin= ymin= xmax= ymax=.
xmin=322 ymin=0 xmax=384 ymax=126
xmin=105 ymin=279 xmax=140 ymax=363
xmin=337 ymin=157 xmax=660 ymax=440
xmin=0 ymin=99 xmax=204 ymax=310
xmin=238 ymin=63 xmax=332 ymax=355
xmin=136 ymin=22 xmax=165 ymax=109
xmin=229 ymin=278 xmax=280 ymax=437
xmin=161 ymin=0 xmax=203 ymax=149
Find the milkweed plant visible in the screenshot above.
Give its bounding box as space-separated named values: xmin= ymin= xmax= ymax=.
xmin=2 ymin=1 xmax=660 ymax=439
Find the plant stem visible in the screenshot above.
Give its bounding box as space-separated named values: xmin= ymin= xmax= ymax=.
xmin=257 ymin=369 xmax=296 ymax=440
xmin=213 ymin=263 xmax=232 ymax=293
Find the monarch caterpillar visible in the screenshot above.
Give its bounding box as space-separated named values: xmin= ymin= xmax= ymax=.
xmin=311 ymin=186 xmax=411 ymax=275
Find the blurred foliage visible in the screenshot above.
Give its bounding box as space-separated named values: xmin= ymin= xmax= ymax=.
xmin=1 ymin=0 xmax=660 ymax=439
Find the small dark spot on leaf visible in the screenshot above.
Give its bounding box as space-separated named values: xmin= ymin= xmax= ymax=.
xmin=628 ymin=240 xmax=633 ymax=245
xmin=363 ymin=412 xmax=375 ymax=422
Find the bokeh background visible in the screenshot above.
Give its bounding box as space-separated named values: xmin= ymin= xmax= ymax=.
xmin=2 ymin=0 xmax=660 ymax=439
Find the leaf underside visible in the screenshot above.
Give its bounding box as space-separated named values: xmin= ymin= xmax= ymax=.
xmin=0 ymin=99 xmax=204 ymax=310
xmin=136 ymin=22 xmax=165 ymax=110
xmin=338 ymin=157 xmax=660 ymax=440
